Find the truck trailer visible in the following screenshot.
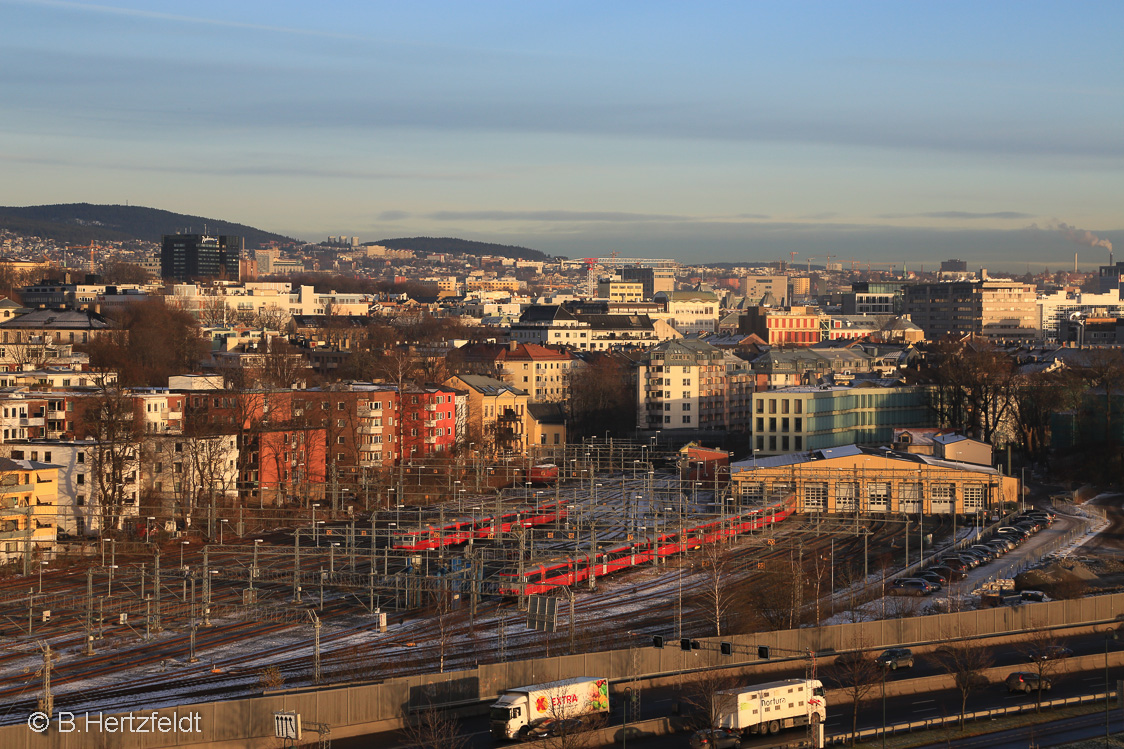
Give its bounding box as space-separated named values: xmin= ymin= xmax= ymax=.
xmin=715 ymin=678 xmax=826 ymax=736
xmin=489 ymin=676 xmax=609 ymax=740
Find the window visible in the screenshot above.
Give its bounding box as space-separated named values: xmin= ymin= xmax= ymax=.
xmin=682 ymin=403 xmax=691 ymax=411
xmin=77 ymin=452 xmax=84 ymax=464
xmin=963 ymin=485 xmax=985 ymax=511
xmin=682 ymin=415 xmax=691 ymax=424
xmin=337 ymin=436 xmax=345 ymax=444
xmin=866 ymin=482 xmax=889 ymax=510
xmin=836 ymin=482 xmax=858 ymax=511
xmin=804 ymin=482 xmax=827 ymax=511
xmin=76 ymin=474 xmax=85 ymax=485
xmin=768 ymin=400 xmax=777 ymax=414
xmin=756 ymin=400 xmax=764 ymax=413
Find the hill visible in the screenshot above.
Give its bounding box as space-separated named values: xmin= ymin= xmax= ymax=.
xmin=0 ymin=203 xmax=298 ymax=249
xmin=373 ymin=236 xmax=551 ymax=262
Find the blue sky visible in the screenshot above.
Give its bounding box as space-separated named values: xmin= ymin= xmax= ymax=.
xmin=1 ymin=1 xmax=1121 ymax=270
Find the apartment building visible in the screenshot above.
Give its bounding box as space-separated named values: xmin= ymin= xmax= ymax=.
xmin=399 ymin=385 xmax=459 ymax=460
xmin=739 ymin=275 xmax=789 ymax=305
xmin=653 ymin=291 xmax=720 ymax=336
xmin=455 ymin=342 xmax=576 ymax=402
xmin=596 ymin=278 xmax=645 ymax=303
xmin=738 ymin=306 xmax=824 ymax=346
xmin=0 ymin=456 xmax=59 ymax=563
xmin=635 ymin=339 xmax=733 ymax=431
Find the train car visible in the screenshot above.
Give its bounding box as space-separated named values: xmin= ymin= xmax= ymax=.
xmin=392 ymin=500 xmax=569 ymax=550
xmin=528 ymin=463 xmax=561 ymax=484
xmin=496 ymin=493 xmax=797 ymax=595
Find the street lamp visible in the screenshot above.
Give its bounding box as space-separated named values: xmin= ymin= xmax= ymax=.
xmin=1106 ymin=628 xmax=1118 ymax=748
xmin=180 ymin=540 xmax=189 ymax=570
xmin=38 ymin=561 xmax=47 ymax=593
xmin=145 ymin=516 xmax=156 ymax=543
xmin=251 ymin=538 xmax=262 ymax=589
xmin=219 ymin=518 xmax=228 ymax=545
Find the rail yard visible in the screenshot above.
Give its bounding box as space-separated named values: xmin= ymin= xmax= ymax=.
xmin=0 ymin=442 xmax=1056 ymax=728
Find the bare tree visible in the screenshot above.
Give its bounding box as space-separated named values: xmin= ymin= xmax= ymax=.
xmin=692 ymin=539 xmax=738 ymax=637
xmin=928 ymin=642 xmax=993 ymax=726
xmin=1015 ymin=628 xmax=1069 ymax=712
xmin=398 ymin=699 xmax=469 ymax=749
xmin=830 ymin=648 xmax=881 ymax=745
xmin=81 ymin=380 xmax=142 ymax=535
xmin=683 ymin=666 xmax=739 ymax=730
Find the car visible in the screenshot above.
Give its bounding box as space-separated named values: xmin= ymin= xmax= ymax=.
xmin=918 ymin=572 xmax=945 ymax=590
xmin=929 ymin=565 xmax=966 ymax=581
xmin=875 ymin=648 xmax=915 ymax=670
xmin=922 ymin=569 xmax=949 ymax=585
xmin=1035 ymin=645 xmax=1073 ymax=660
xmin=1015 ymin=520 xmax=1040 ymax=533
xmin=1020 ymin=590 xmax=1048 ymax=603
xmin=615 ymin=726 xmax=656 ymax=743
xmin=968 ymin=546 xmax=996 ymax=561
xmin=526 ymin=717 xmax=585 ymax=739
xmin=891 ymin=578 xmax=934 ymax=596
xmin=997 ymin=526 xmax=1030 ymax=540
xmin=689 ymin=728 xmax=742 ymax=748
xmin=938 ymin=557 xmax=970 ymax=572
xmin=987 ymin=537 xmax=1017 ymax=551
xmin=1006 ymin=671 xmax=1051 ymax=693
xmin=959 ymin=550 xmax=988 ymax=565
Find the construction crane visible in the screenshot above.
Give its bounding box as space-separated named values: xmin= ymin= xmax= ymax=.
xmin=805 ymin=256 xmax=817 ymax=274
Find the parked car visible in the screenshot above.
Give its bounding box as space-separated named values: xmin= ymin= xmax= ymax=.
xmin=968 ymin=545 xmax=996 ymax=561
xmin=875 ymin=648 xmax=915 ymax=670
xmin=918 ymin=572 xmax=945 ymax=590
xmin=689 ymin=728 xmax=742 ymax=748
xmin=987 ymin=537 xmax=1017 ymax=551
xmin=939 ymin=557 xmax=970 ymax=572
xmin=997 ymin=526 xmax=1030 ymax=540
xmin=1015 ymin=520 xmax=1040 ymax=533
xmin=930 ymin=565 xmax=966 ymax=581
xmin=891 ymin=578 xmax=934 ymax=596
xmin=959 ymin=550 xmax=988 ymax=565
xmin=1006 ymin=671 xmax=1051 ymax=693
xmin=922 ymin=569 xmax=949 ymax=585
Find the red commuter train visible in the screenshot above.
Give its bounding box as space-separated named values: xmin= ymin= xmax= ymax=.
xmin=391 ymin=499 xmax=569 ymax=550
xmin=497 ymin=493 xmax=796 ymax=595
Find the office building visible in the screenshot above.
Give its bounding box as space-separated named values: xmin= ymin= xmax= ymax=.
xmin=160 ymin=234 xmax=243 ymax=282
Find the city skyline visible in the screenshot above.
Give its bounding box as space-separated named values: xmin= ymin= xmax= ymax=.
xmin=1 ymin=1 xmax=1121 ymax=270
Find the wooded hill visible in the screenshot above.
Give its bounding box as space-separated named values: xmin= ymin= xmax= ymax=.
xmin=372 ymin=236 xmax=552 ymax=262
xmin=0 ymin=203 xmax=298 ymax=248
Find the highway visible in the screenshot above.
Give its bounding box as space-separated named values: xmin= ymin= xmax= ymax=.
xmin=333 ymin=627 xmax=1124 ymax=748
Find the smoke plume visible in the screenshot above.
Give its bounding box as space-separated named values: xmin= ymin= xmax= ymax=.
xmin=1049 ymin=220 xmax=1112 ymax=252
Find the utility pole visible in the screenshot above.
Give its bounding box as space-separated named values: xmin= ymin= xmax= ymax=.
xmin=292 ymin=529 xmax=302 ymax=603
xmin=309 ymin=610 xmax=321 ymax=684
xmin=85 ymin=569 xmax=95 ymax=655
xmin=37 ymin=642 xmax=53 ymax=723
xmin=202 ymin=546 xmax=211 ymax=626
xmin=153 ymin=548 xmax=161 ymax=632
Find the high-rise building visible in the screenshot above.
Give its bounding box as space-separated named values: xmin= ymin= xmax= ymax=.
xmin=160 ymin=234 xmax=243 ymax=282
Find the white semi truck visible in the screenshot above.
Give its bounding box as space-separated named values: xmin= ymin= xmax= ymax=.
xmin=715 ymin=678 xmax=826 ymax=736
xmin=489 ymin=676 xmax=610 ymax=740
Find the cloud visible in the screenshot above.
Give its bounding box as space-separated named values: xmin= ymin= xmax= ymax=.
xmin=879 ymin=211 xmax=1034 ymax=220
xmin=377 ymin=211 xmax=411 ymax=221
xmin=424 ymin=209 xmax=692 ymax=223
xmin=9 ymin=0 xmax=368 ymax=41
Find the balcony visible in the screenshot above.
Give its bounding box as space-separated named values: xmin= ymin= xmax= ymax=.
xmin=47 ymin=409 xmax=65 ymax=420
xmin=19 ymin=417 xmax=45 ymax=428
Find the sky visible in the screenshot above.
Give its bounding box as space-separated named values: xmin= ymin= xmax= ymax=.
xmin=1 ymin=1 xmax=1121 ymax=271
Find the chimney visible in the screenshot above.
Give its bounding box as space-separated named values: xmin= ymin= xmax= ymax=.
xmin=508 ymin=340 xmax=518 ymax=351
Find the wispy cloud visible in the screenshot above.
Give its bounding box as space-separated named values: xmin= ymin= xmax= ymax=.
xmin=424 ymin=210 xmax=693 ymax=223
xmin=6 ymin=0 xmax=367 ymax=40
xmin=879 ymin=210 xmax=1034 ymax=220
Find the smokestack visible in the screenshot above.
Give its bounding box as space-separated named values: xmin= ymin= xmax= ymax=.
xmin=1075 ymin=252 xmax=1078 ymax=274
